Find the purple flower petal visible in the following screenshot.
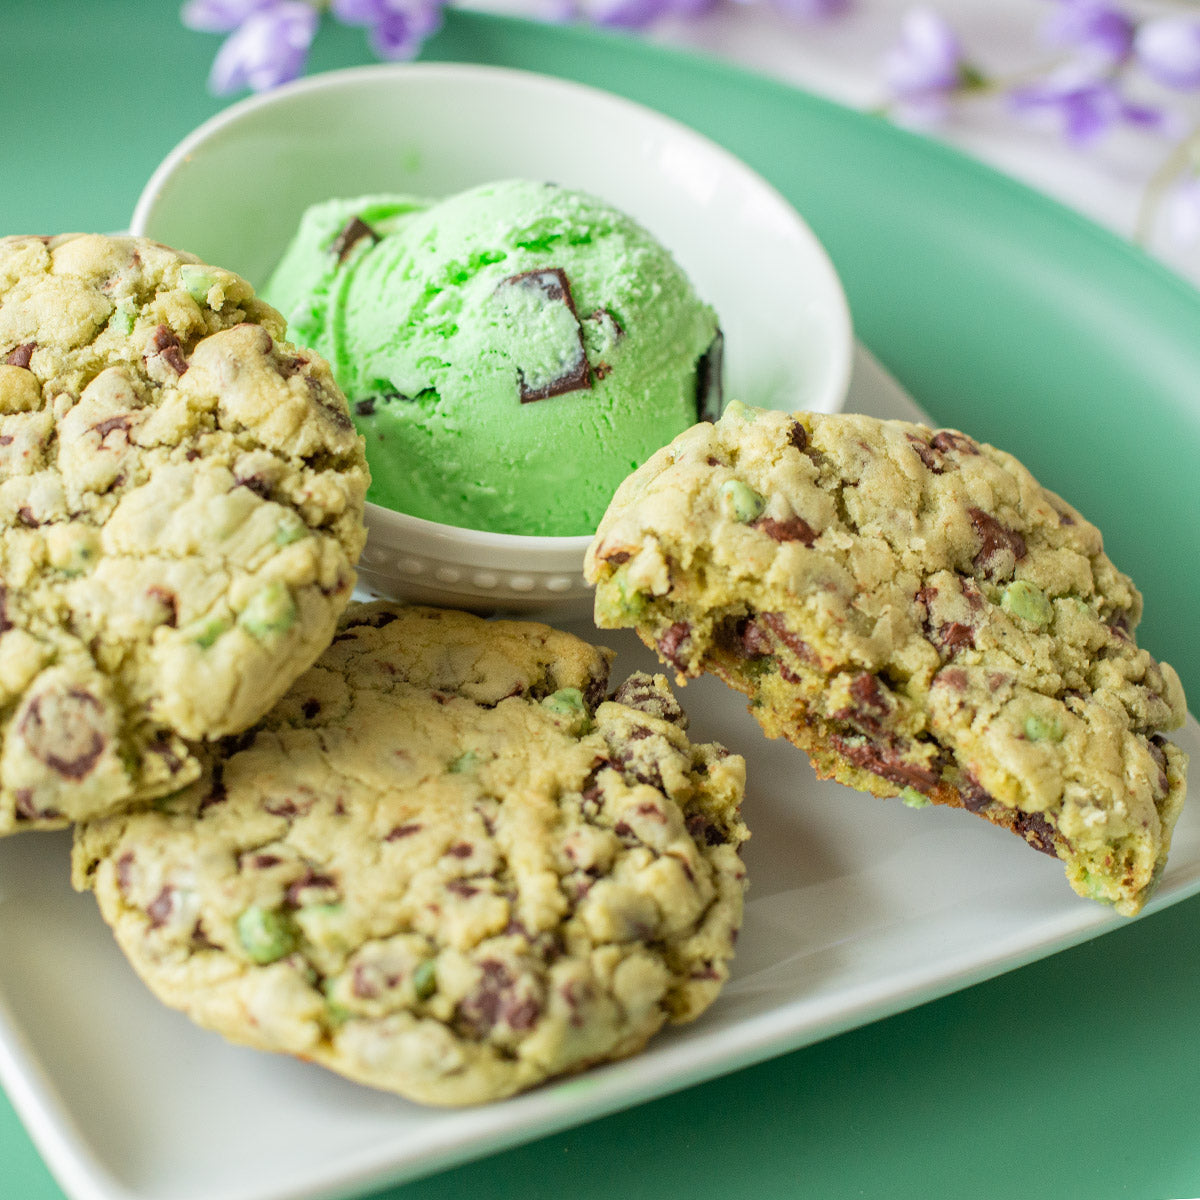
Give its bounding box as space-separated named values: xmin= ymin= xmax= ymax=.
xmin=1063 ymin=89 xmax=1117 ymax=144
xmin=1135 ymin=17 xmax=1200 ymax=90
xmin=668 ymin=0 xmax=722 ymax=19
xmin=332 ymin=0 xmax=445 ymax=56
xmin=1008 ymin=68 xmax=1171 ymax=148
xmin=330 ymin=0 xmax=387 ymax=25
xmin=884 ymin=7 xmax=964 ymax=101
xmin=1040 ymin=0 xmax=1134 ymax=68
xmin=770 ymin=0 xmax=850 ymax=21
xmin=367 ymin=0 xmax=444 ymax=59
xmin=1122 ymin=99 xmax=1178 ymax=135
xmin=1009 ymin=77 xmax=1114 ymax=146
xmin=207 ymin=1 xmax=318 ymax=93
xmin=181 ymin=0 xmax=278 ymax=34
xmin=588 ymin=0 xmax=672 ymax=29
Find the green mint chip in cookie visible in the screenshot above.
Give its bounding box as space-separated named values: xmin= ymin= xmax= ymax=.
xmin=179 ymin=264 xmax=220 ymax=305
xmin=236 ymin=905 xmax=297 ymax=964
xmin=1024 ymin=712 xmax=1065 ymax=742
xmin=594 ymin=574 xmax=647 ymax=626
xmin=542 ymin=687 xmax=585 ymax=716
xmin=1001 ymin=580 xmax=1053 ymax=627
xmin=193 ymin=616 xmax=231 ymax=650
xmin=273 ymin=518 xmax=309 ymax=547
xmin=720 ymin=479 xmax=765 ymax=524
xmin=541 ymin=687 xmax=592 ymax=734
xmin=721 ymin=399 xmax=756 ymax=423
xmin=108 ymin=300 xmax=136 ymax=335
xmin=412 ymin=958 xmax=438 ymax=1001
xmin=238 ymin=582 xmax=298 ymax=640
xmin=448 ymin=749 xmax=479 ymax=774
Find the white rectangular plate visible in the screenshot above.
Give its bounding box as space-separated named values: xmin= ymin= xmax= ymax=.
xmin=2 ymin=347 xmax=1197 ymax=1200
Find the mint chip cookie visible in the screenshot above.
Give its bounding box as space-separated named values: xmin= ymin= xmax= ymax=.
xmin=0 ymin=234 xmax=368 ymax=833
xmin=72 ymin=603 xmax=748 ymax=1106
xmin=586 ymin=403 xmax=1188 ymax=916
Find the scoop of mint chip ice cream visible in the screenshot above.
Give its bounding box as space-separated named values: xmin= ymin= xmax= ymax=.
xmin=263 ymin=180 xmax=722 ymax=536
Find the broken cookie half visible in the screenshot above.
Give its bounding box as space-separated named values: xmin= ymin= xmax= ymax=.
xmin=586 ymin=402 xmax=1188 ymax=916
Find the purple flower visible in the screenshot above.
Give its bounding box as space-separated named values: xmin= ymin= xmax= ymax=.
xmin=883 ymin=8 xmax=972 ymax=125
xmin=753 ymin=0 xmax=849 ymax=20
xmin=583 ymin=0 xmax=672 ymax=29
xmin=1008 ymin=67 xmax=1169 ymax=147
xmin=180 ymin=0 xmax=278 ymax=33
xmin=207 ymin=0 xmax=318 ymax=93
xmin=332 ymin=0 xmax=444 ymax=59
xmin=1135 ymin=18 xmax=1200 ymax=91
xmin=1040 ymin=0 xmax=1135 ymax=69
xmin=669 ymin=0 xmax=722 ymax=19
xmin=583 ymin=0 xmax=725 ymax=29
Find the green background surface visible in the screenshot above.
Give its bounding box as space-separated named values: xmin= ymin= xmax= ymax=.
xmin=3 ymin=4 xmax=1200 ymax=1199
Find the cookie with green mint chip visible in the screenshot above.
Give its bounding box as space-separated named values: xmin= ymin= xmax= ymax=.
xmin=72 ymin=602 xmax=748 ymax=1106
xmin=0 ymin=233 xmax=368 ymax=833
xmin=585 ymin=402 xmax=1187 ymax=916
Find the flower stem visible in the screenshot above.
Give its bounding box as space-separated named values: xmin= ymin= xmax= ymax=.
xmin=1137 ymin=123 xmax=1200 ymax=245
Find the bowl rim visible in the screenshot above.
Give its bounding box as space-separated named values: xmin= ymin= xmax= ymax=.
xmin=364 ymin=501 xmax=595 ymax=554
xmin=131 ymin=59 xmax=854 ymax=551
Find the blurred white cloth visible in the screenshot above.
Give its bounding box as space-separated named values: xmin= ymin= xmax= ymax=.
xmin=473 ymin=0 xmax=1200 ymax=287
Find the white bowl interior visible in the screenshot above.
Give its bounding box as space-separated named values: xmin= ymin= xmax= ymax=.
xmin=131 ymin=62 xmax=852 ymax=616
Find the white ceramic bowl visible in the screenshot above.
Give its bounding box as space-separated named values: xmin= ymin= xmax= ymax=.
xmin=131 ymin=62 xmax=852 ymax=618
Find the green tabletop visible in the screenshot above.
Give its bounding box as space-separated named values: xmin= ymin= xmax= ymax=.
xmin=3 ymin=5 xmax=1200 ymax=1200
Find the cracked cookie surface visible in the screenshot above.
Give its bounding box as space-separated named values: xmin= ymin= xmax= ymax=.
xmin=72 ymin=602 xmax=748 ymax=1106
xmin=585 ymin=402 xmax=1187 ymax=916
xmin=0 ymin=234 xmax=368 ymax=833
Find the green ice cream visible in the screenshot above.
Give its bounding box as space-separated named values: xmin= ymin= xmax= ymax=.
xmin=263 ymin=180 xmax=721 ymax=536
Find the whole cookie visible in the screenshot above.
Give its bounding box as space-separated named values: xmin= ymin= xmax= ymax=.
xmin=585 ymin=402 xmax=1188 ymax=916
xmin=0 ymin=234 xmax=368 ymax=832
xmin=72 ymin=603 xmax=748 ymax=1106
